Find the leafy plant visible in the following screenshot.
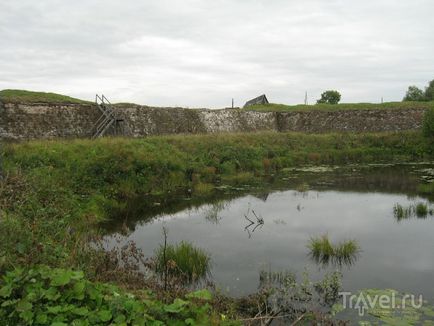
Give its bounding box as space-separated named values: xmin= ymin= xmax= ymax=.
xmin=0 ymin=265 xmax=225 ymax=325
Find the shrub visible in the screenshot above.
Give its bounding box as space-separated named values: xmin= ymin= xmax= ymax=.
xmin=403 ymin=86 xmax=426 ymax=102
xmin=317 ymin=90 xmax=341 ymax=105
xmin=422 ymin=107 xmax=434 ymax=138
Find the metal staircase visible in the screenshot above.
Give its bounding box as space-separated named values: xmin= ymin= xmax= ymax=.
xmin=93 ymin=94 xmax=116 ymax=139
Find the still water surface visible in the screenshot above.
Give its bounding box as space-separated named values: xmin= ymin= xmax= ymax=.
xmin=106 ymin=165 xmax=434 ymax=301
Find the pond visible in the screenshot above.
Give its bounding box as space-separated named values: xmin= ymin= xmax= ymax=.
xmin=104 ymin=164 xmax=434 ymax=304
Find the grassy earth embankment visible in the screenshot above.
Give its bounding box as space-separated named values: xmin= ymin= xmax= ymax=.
xmin=0 ymin=89 xmax=91 ymax=104
xmin=0 ymin=131 xmax=433 ymax=324
xmin=243 ymin=101 xmax=434 ymax=112
xmin=2 ymin=89 xmax=433 ymax=112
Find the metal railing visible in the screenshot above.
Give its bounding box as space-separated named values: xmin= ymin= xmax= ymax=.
xmin=92 ymin=94 xmax=116 ymax=139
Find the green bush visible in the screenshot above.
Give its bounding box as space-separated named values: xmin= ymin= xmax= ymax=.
xmin=0 ymin=265 xmax=224 ymax=325
xmin=316 ymin=90 xmax=341 ymax=105
xmin=422 ymin=107 xmax=434 ymax=138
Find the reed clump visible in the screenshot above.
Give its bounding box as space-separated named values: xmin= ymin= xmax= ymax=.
xmin=308 ymin=234 xmax=360 ymax=266
xmin=155 ymin=241 xmax=211 ymax=283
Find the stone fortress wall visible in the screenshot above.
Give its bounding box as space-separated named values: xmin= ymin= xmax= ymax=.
xmin=0 ymin=101 xmax=426 ymax=140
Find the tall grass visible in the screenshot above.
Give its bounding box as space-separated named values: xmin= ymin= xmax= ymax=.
xmin=155 ymin=241 xmax=211 ymax=283
xmin=308 ymin=235 xmax=360 ymax=267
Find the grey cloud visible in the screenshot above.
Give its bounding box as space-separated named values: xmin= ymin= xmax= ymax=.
xmin=0 ymin=0 xmax=433 ymax=107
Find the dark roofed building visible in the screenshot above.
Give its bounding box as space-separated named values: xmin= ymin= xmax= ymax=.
xmin=243 ymin=94 xmax=269 ymax=108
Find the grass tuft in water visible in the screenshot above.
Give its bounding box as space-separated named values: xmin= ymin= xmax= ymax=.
xmin=393 ymin=202 xmax=432 ymax=220
xmin=155 ymin=241 xmax=211 ymax=283
xmin=393 ymin=203 xmax=410 ymax=220
xmin=308 ymin=235 xmax=360 ymax=267
xmin=415 ymin=203 xmax=428 ymax=218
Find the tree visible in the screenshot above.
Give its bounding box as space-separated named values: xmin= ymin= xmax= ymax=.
xmin=317 ymin=90 xmax=341 ymax=105
xmin=424 ymin=80 xmax=434 ymax=101
xmin=403 ymin=86 xmax=426 ymax=101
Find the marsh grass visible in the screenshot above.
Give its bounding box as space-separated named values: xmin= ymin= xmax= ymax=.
xmin=393 ymin=203 xmax=411 ymax=220
xmin=308 ymin=235 xmax=360 ymax=267
xmin=394 ymin=202 xmax=432 ymax=220
xmin=415 ymin=203 xmax=429 ymax=217
xmin=155 ymin=241 xmax=211 ymax=283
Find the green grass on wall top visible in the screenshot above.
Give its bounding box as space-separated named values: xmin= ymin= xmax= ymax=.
xmin=0 ymin=89 xmax=91 ymax=104
xmin=243 ymin=101 xmax=434 ymax=112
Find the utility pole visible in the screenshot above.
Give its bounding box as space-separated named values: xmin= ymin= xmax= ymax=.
xmin=304 ymin=91 xmax=308 ymax=105
xmin=232 ymin=98 xmax=234 ymax=109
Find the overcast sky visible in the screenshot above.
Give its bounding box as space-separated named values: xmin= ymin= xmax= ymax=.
xmin=1 ymin=0 xmax=433 ymax=108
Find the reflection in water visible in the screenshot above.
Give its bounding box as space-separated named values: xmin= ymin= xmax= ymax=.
xmin=258 ymin=268 xmax=343 ymax=323
xmin=243 ymin=205 xmax=264 ymax=238
xmin=103 ymin=164 xmax=434 ymax=300
xmin=204 ymin=202 xmax=226 ymax=224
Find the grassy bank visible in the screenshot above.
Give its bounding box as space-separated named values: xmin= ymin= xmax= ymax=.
xmin=1 ymin=131 xmax=433 ymax=323
xmin=1 ymin=131 xmax=432 ymax=264
xmin=0 ymin=89 xmax=90 ymax=104
xmin=244 ymin=101 xmax=434 ymax=112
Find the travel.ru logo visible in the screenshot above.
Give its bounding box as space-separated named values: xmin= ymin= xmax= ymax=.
xmin=339 ymin=291 xmax=423 ymax=316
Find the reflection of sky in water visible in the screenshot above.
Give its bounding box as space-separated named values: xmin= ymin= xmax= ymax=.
xmin=106 ymin=190 xmax=434 ymax=299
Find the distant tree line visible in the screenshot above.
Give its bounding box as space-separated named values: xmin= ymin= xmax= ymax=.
xmin=403 ymin=79 xmax=434 ymax=102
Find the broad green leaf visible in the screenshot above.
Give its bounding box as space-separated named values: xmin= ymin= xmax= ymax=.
xmin=19 ymin=310 xmax=34 ymax=323
xmin=47 ymin=305 xmax=62 ymax=314
xmin=164 ymin=299 xmax=188 ymax=313
xmin=36 ymin=313 xmax=48 ymax=324
xmin=72 ymin=307 xmax=89 ymax=316
xmin=50 ymin=270 xmax=72 ymax=287
xmin=114 ymin=314 xmax=126 ymax=323
xmin=97 ymin=310 xmax=112 ymax=322
xmin=44 ymin=287 xmax=60 ymax=301
xmin=16 ymin=299 xmax=32 ymax=312
xmin=0 ymin=285 xmax=12 ymax=298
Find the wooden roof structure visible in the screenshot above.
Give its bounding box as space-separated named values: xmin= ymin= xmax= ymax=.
xmin=243 ymin=94 xmax=269 ymax=108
